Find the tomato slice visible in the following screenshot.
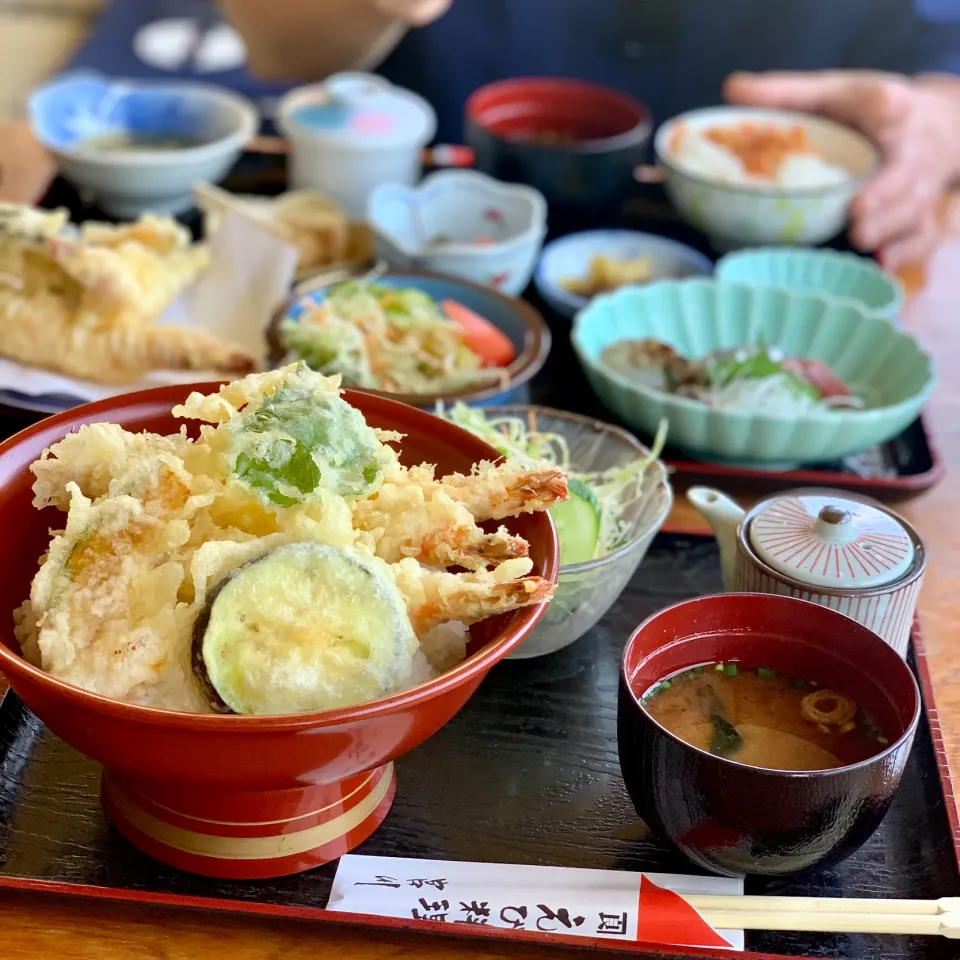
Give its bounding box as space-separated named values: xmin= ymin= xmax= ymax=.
xmin=442 ymin=298 xmax=516 ymax=367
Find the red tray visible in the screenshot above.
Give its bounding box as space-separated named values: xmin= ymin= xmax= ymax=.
xmin=665 ymin=415 xmax=943 ymax=502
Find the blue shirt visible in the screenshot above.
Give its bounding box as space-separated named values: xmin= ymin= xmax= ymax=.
xmin=68 ymin=0 xmax=960 ymax=141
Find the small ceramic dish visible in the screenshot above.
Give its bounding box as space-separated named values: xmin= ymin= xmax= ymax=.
xmin=655 ymin=107 xmax=879 ymax=250
xmin=278 ymin=72 xmax=437 ymax=221
xmin=368 ymin=170 xmax=547 ymax=297
xmin=687 ymin=486 xmax=925 ymax=659
xmin=618 ymin=593 xmax=920 ymax=877
xmin=535 ymin=229 xmax=713 ymax=319
xmin=271 ymin=269 xmax=551 ymax=408
xmin=471 ymin=407 xmax=672 ymax=659
xmin=29 ymin=72 xmax=257 ymax=218
xmin=716 ymin=247 xmax=904 ymax=324
xmin=0 ymin=384 xmax=559 ymax=880
xmin=571 ymin=280 xmax=935 ymax=468
xmin=465 ymin=78 xmax=651 ymax=222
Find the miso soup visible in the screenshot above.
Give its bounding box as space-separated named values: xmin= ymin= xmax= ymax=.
xmin=642 ymin=663 xmax=888 ymax=771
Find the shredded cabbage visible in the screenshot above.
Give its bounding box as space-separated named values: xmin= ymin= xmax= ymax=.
xmin=280 ymin=281 xmax=502 ymax=395
xmin=436 ymin=403 xmax=668 ymax=559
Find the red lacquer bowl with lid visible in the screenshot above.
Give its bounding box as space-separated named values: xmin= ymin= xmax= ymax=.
xmin=0 ymin=384 xmax=559 ymax=879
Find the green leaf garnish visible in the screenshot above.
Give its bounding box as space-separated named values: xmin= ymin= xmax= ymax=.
xmin=234 ymin=446 xmax=320 ymax=506
xmin=710 ymin=714 xmax=744 ymax=758
xmin=229 ymin=376 xmax=390 ymax=506
xmin=709 ymin=347 xmax=819 ymax=399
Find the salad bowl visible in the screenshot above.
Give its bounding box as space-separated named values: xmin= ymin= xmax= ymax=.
xmin=441 ymin=406 xmax=673 ymax=658
xmin=272 ymin=269 xmax=551 ymax=408
xmin=0 ymin=384 xmax=558 ymax=880
xmin=572 ymin=280 xmax=935 ymax=468
xmin=368 ymin=170 xmax=547 ymax=296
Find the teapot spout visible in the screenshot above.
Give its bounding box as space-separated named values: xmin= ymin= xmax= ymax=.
xmin=687 ymin=486 xmax=746 ymax=592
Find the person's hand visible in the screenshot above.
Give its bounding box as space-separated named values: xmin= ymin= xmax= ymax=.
xmin=725 ymin=70 xmax=960 ymax=269
xmin=0 ymin=122 xmax=56 ymax=206
xmin=370 ymin=0 xmax=452 ymax=26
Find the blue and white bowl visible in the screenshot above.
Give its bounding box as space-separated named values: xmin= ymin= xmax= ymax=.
xmin=30 ymin=72 xmax=257 ymax=217
xmin=367 ymin=170 xmax=547 ymax=297
xmin=274 ymin=269 xmax=551 ymax=408
xmin=535 ymin=229 xmax=713 ymax=318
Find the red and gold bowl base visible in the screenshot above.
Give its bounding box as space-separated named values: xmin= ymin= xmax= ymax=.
xmin=101 ymin=763 xmax=396 ymax=879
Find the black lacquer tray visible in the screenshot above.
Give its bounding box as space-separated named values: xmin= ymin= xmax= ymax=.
xmin=1 ymin=536 xmax=956 ymax=960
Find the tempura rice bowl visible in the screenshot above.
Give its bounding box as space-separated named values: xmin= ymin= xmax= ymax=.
xmin=656 ymin=107 xmax=879 ymax=250
xmin=0 ymin=384 xmax=558 ymax=879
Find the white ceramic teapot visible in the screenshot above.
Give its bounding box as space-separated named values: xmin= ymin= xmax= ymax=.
xmin=687 ymin=485 xmax=926 ymax=659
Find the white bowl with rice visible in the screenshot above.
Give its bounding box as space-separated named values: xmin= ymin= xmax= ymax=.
xmin=655 ymin=107 xmax=880 ymax=250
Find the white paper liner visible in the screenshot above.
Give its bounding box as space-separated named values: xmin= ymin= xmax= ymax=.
xmin=0 ymin=209 xmax=300 ymax=405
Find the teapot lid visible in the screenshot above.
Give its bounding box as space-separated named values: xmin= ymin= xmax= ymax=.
xmin=748 ymin=492 xmax=915 ymax=589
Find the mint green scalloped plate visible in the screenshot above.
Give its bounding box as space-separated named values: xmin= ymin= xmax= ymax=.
xmin=716 ymin=248 xmax=904 ymax=323
xmin=571 ymin=280 xmax=934 ymax=468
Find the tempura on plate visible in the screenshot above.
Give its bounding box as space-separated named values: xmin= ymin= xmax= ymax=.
xmin=198 ymin=187 xmax=373 ymax=274
xmin=0 ymin=204 xmax=255 ymax=383
xmin=16 ymin=363 xmax=564 ymax=715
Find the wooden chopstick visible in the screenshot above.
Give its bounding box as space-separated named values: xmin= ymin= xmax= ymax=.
xmin=687 ymin=894 xmax=960 ymax=916
xmin=674 ymin=895 xmax=960 ymax=938
xmin=699 ymin=908 xmax=960 ymax=938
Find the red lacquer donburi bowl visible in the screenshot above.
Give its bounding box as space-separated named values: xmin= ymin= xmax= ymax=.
xmin=0 ymin=384 xmax=559 ymax=879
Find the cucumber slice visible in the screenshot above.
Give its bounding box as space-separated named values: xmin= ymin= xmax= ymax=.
xmin=193 ymin=542 xmax=418 ymax=715
xmin=549 ymin=477 xmax=600 ymax=567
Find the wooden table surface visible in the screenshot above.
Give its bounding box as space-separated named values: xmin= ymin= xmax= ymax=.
xmin=0 ymin=224 xmax=958 ymax=959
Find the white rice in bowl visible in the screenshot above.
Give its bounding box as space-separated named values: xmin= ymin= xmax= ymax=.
xmin=670 ymin=126 xmax=850 ymax=190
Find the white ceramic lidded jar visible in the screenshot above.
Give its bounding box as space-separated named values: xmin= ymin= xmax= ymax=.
xmin=278 ymin=72 xmax=437 ymax=221
xmin=687 ymin=486 xmax=926 ymax=659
